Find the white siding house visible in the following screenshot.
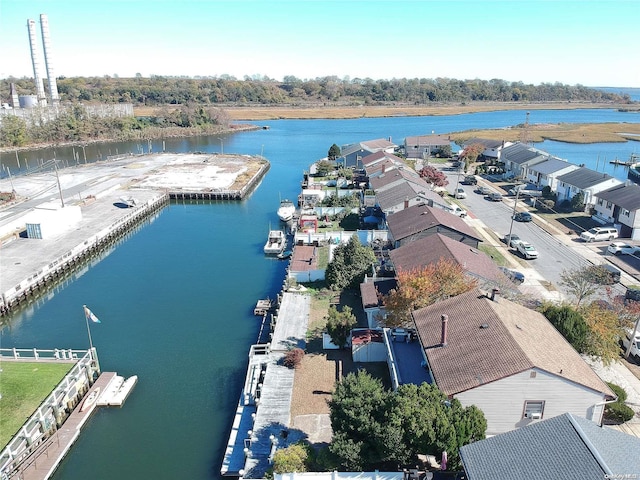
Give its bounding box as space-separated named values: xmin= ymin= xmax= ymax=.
xmin=412 ymin=289 xmax=614 ymax=437
xmin=555 ymin=167 xmax=622 ymax=207
xmin=455 ymin=368 xmax=606 ymax=436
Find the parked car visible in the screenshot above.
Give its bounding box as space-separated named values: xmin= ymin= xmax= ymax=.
xmin=445 ymin=205 xmax=467 ymax=218
xmin=607 ymin=242 xmax=639 ymax=256
xmin=625 ymin=286 xmax=640 ymax=303
xmin=513 ymin=212 xmax=533 ymax=222
xmin=461 ymin=175 xmax=477 ymax=185
xmin=488 ymin=192 xmax=503 ymax=202
xmin=579 ymin=226 xmax=619 ymax=242
xmin=503 ymin=233 xmax=521 ymax=248
xmin=516 ymin=241 xmax=538 ymax=259
xmin=499 ymin=266 xmax=525 ymax=285
xmin=598 ymin=264 xmax=621 ymax=284
xmin=475 ymin=186 xmax=491 ymax=195
xmin=507 ymin=185 xmax=525 ymax=196
xmin=621 ymin=328 xmax=640 ymax=360
xmin=453 ymin=187 xmax=467 ymax=199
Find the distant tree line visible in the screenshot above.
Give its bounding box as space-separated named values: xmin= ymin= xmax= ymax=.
xmin=0 ymin=104 xmax=230 ymax=148
xmin=1 ymin=75 xmax=631 ymax=107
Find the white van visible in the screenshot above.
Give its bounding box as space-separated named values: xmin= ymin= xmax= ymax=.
xmin=580 ymin=227 xmax=618 ymax=242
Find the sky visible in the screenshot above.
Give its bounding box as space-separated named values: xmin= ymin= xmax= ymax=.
xmin=0 ymin=0 xmax=639 ymax=88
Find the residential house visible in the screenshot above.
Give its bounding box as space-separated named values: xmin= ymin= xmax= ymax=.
xmin=388 ymin=233 xmax=505 ymax=285
xmin=359 ymin=277 xmax=397 ymax=329
xmin=369 ymin=165 xmax=431 ymax=194
xmin=555 ymin=167 xmax=622 ymax=207
xmin=593 ymin=182 xmax=640 ymax=239
xmin=524 ymin=157 xmax=580 ymax=190
xmin=459 ymin=412 xmax=640 ymax=479
xmin=404 ymin=134 xmax=452 ymax=159
xmin=374 ymin=183 xmax=427 ymax=215
xmin=341 ymin=138 xmax=397 ymax=168
xmin=500 ymin=143 xmax=552 ymax=179
xmin=385 ymin=204 xmax=481 ymax=248
xmin=463 ymin=137 xmax=513 ymax=161
xmin=412 ymin=288 xmax=615 ymax=436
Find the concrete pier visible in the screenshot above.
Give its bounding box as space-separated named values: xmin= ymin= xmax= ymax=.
xmin=0 ymin=153 xmax=269 ymax=316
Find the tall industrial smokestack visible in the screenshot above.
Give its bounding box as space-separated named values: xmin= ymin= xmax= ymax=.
xmin=39 ymin=14 xmax=59 ymax=104
xmin=27 ymin=18 xmax=47 ymax=106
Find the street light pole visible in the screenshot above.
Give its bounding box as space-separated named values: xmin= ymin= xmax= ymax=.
xmin=507 ymin=189 xmax=521 ymax=245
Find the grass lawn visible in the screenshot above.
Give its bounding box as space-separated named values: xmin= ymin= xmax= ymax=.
xmin=0 ymin=361 xmax=73 ymax=449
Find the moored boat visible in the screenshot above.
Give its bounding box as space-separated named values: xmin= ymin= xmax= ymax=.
xmin=80 ymin=387 xmax=101 ymax=412
xmin=264 ymin=230 xmax=286 ymax=255
xmin=277 ymin=199 xmax=296 ymax=222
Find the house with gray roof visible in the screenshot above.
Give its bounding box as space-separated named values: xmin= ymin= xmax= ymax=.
xmin=341 ymin=138 xmax=397 ymax=168
xmin=388 ymin=233 xmax=506 ymax=285
xmin=459 ymin=412 xmax=640 ymax=480
xmin=412 ymin=288 xmax=615 ymax=436
xmin=524 ymin=157 xmax=580 ymax=190
xmin=500 ymin=143 xmax=551 ymax=179
xmin=556 ymin=167 xmax=622 ymax=208
xmin=385 ymin=204 xmax=481 ymax=248
xmin=404 ymin=134 xmax=452 ymax=159
xmin=369 ymin=166 xmax=431 ymax=194
xmin=593 ymin=182 xmax=640 ymax=239
xmin=463 ymin=137 xmax=513 ymax=161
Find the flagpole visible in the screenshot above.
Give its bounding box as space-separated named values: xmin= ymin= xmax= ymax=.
xmin=83 ymin=304 xmax=94 ymax=354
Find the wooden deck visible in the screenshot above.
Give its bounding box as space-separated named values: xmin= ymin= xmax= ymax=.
xmin=221 ymin=292 xmax=311 ymax=478
xmin=13 ymin=373 xmax=117 ymax=480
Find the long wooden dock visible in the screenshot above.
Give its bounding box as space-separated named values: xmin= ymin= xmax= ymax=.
xmin=11 ymin=373 xmax=117 ymax=480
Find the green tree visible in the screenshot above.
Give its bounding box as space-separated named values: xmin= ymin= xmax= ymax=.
xmin=0 ymin=115 xmax=29 ymax=147
xmin=315 ymin=159 xmax=334 ymax=177
xmin=560 ymin=265 xmax=610 ymax=306
xmin=328 ymin=372 xmax=486 ymax=472
xmin=328 ymin=370 xmax=402 ymax=471
xmin=325 ymin=236 xmax=376 ymax=290
xmin=392 ymin=383 xmax=486 ymax=470
xmin=540 ymin=304 xmax=589 ymax=352
xmin=328 ymin=143 xmax=341 ymax=162
xmin=325 ymin=305 xmax=357 ymax=348
xmin=571 ymin=191 xmax=585 ymax=212
xmin=581 ymin=301 xmax=625 ymax=365
xmin=271 ymin=442 xmax=314 ymax=473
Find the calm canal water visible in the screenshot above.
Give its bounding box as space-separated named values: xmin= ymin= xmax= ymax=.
xmin=1 ymin=109 xmax=640 ymax=479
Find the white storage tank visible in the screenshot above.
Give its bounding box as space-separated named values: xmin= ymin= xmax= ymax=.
xmin=19 ymin=95 xmax=39 ymax=109
xmin=25 ymin=203 xmax=82 ymax=239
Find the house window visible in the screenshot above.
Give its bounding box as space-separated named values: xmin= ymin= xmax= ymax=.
xmin=523 ymin=400 xmax=545 ymax=419
xmin=606 ymin=202 xmax=612 ymax=209
xmin=622 ymin=208 xmax=630 ymax=217
xmin=597 ymin=198 xmax=603 ymax=206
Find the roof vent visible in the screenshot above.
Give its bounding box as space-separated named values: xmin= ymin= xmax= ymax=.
xmin=480 ymin=323 xmax=489 ymax=329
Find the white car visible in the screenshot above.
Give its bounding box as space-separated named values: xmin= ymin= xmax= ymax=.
xmin=607 ymin=242 xmax=639 ymax=256
xmin=516 ymin=241 xmax=538 ymax=259
xmin=445 ymin=205 xmax=467 ymax=218
xmin=453 ymin=188 xmax=467 ymax=199
xmin=580 ymin=227 xmax=619 ymax=242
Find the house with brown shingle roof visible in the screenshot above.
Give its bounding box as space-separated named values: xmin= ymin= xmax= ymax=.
xmin=385 ymin=203 xmax=482 ymax=248
xmin=359 ymin=277 xmax=397 ymax=328
xmin=388 ymin=233 xmax=505 ymax=284
xmin=412 ymin=288 xmax=615 ymax=436
xmin=404 ymin=134 xmax=452 ymax=159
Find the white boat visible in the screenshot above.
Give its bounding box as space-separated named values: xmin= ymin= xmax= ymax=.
xmin=80 ymin=387 xmax=101 ymax=412
xmin=264 ymin=230 xmax=286 ymax=255
xmin=277 ymin=199 xmax=296 ymax=222
xmin=119 ymin=196 xmax=137 ymax=208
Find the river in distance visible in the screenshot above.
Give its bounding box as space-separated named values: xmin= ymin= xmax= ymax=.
xmin=1 ymin=108 xmax=639 ymax=479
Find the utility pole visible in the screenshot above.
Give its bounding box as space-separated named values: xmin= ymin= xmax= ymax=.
xmin=54 ymin=161 xmax=65 ymax=207
xmin=507 ymin=189 xmax=521 ymax=245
